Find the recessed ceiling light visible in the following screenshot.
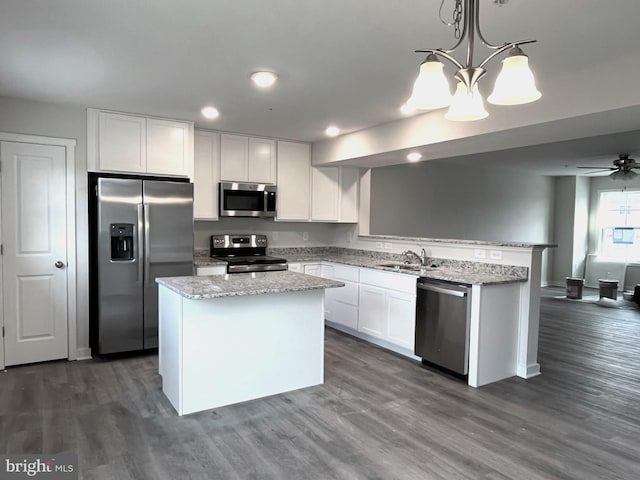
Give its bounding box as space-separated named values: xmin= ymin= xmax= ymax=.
xmin=325 ymin=126 xmax=340 ymax=137
xmin=400 ymin=103 xmax=416 ymax=115
xmin=407 ymin=152 xmax=422 ymax=162
xmin=201 ymin=106 xmax=219 ymax=119
xmin=251 ymin=71 xmax=278 ymax=88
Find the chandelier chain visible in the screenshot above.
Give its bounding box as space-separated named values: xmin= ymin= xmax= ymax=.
xmin=438 ymin=0 xmax=464 ymax=39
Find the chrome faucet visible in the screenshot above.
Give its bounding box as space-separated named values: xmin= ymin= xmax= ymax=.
xmin=401 ymin=248 xmax=428 ymax=266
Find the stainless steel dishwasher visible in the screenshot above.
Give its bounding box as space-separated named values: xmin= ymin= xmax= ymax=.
xmin=415 ymin=278 xmax=471 ymax=375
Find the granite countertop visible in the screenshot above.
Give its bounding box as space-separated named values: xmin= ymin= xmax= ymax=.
xmin=193 ymin=247 xmax=528 ymax=286
xmin=157 ymin=271 xmax=345 ymax=300
xmin=279 ymin=252 xmax=528 ymax=286
xmin=194 ymin=250 xmax=226 ymax=267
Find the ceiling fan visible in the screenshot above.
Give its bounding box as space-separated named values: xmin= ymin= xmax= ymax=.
xmin=578 ymin=154 xmax=639 ymax=180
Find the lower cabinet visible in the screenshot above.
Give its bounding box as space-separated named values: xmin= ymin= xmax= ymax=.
xmin=356 ymin=269 xmax=417 ymax=355
xmin=358 ymin=285 xmax=387 ymax=338
xmin=195 ymin=265 xmax=227 ymax=276
xmin=288 ymin=261 xmax=416 ymax=356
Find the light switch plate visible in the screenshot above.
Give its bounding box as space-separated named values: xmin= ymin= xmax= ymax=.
xmin=272 ymin=232 xmax=278 ymax=241
xmin=474 ymin=249 xmax=486 ymax=259
xmin=302 ymin=232 xmax=309 ymax=241
xmin=376 ymin=242 xmax=383 ymax=249
xmin=384 ymin=242 xmax=393 ymax=250
xmin=489 ymin=250 xmax=502 ymax=260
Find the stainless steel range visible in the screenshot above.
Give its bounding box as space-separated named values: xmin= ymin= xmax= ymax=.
xmin=210 ymin=234 xmax=287 ymax=273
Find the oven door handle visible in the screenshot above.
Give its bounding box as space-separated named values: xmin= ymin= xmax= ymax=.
xmin=227 ymin=263 xmax=288 ymax=273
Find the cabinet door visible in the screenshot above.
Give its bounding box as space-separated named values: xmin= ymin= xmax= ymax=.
xmin=358 ymin=285 xmax=387 ymax=339
xmin=193 ymin=131 xmax=220 ymax=220
xmin=303 ymin=264 xmax=322 ymax=277
xmin=386 ymin=291 xmax=417 ymax=349
xmin=248 ymin=138 xmax=276 ymax=184
xmin=146 ymin=118 xmax=192 ymax=177
xmin=287 ymin=263 xmax=303 ymax=273
xmin=276 ymin=141 xmax=311 ymax=221
xmin=311 ymin=167 xmax=339 ymax=221
xmin=98 ymin=112 xmax=146 ymax=173
xmin=339 ymin=167 xmax=359 ymax=223
xmin=220 ymin=134 xmax=249 ymax=181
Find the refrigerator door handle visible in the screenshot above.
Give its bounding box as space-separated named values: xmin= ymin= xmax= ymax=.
xmin=144 ymin=203 xmax=151 ymax=284
xmin=137 ymin=203 xmax=144 ymax=284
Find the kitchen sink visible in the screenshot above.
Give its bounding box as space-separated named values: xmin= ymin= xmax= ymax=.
xmin=377 ymin=263 xmax=440 ymax=272
xmin=377 ymin=262 xmax=422 ymax=271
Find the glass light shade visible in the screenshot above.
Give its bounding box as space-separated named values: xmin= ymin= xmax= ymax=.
xmin=407 ymin=59 xmax=452 ymax=110
xmin=488 ymin=54 xmax=541 ymax=105
xmin=445 ymin=82 xmax=489 ymax=121
xmin=609 ymin=170 xmax=638 ymax=181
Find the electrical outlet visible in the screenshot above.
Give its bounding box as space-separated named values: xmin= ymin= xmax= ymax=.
xmin=376 ymin=242 xmax=383 ymax=249
xmin=302 ymin=232 xmax=309 ymax=241
xmin=489 ymin=250 xmax=502 ymax=260
xmin=384 ymin=242 xmax=393 ymax=250
xmin=474 ymin=249 xmax=486 ymax=259
xmin=272 ymin=232 xmax=278 ymax=241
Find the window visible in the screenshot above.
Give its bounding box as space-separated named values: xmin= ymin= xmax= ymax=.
xmin=598 ymin=189 xmax=640 ymax=261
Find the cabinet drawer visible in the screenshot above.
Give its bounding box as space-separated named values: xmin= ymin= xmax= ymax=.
xmin=326 ymin=263 xmax=359 ymax=282
xmin=327 ymin=300 xmax=358 ymax=330
xmin=360 ymin=268 xmax=417 ymax=293
xmin=331 ymin=280 xmax=359 ymax=306
xmin=196 ymin=265 xmax=226 ymax=276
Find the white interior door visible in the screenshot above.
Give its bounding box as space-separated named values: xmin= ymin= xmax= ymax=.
xmin=1 ymin=141 xmax=68 ymax=366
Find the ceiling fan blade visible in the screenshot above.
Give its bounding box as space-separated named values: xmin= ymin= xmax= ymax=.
xmin=584 ymin=169 xmax=615 ymax=174
xmin=576 ymin=166 xmax=616 ymax=170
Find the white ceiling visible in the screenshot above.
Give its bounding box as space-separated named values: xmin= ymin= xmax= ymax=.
xmin=1 ymin=0 xmax=640 ymax=174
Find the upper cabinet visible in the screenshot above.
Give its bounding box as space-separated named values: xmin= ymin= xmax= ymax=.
xmin=220 ymin=134 xmax=276 ymax=184
xmin=193 ymin=130 xmax=220 ymax=221
xmin=276 ymin=141 xmax=311 ymax=221
xmin=87 ymin=108 xmax=194 ymax=178
xmin=311 ymin=166 xmax=359 ymax=223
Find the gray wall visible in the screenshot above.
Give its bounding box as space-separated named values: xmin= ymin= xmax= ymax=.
xmin=0 ymin=95 xmax=90 ymax=354
xmin=369 ymin=161 xmax=555 ymax=243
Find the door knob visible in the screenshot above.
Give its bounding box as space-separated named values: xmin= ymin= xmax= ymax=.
xmin=55 ymin=261 xmax=65 ymax=269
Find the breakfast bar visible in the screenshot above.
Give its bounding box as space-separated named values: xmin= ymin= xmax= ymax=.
xmin=156 ymin=271 xmax=344 ymax=416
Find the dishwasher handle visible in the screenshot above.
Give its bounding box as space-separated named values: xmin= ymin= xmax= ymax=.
xmin=417 ymin=282 xmax=468 ymax=297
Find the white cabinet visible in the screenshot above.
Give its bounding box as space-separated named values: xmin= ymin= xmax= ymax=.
xmin=276 ymin=141 xmax=311 ymax=221
xmin=249 ymin=137 xmax=276 ymax=184
xmin=87 ymin=109 xmax=194 ymax=178
xmin=193 ymin=130 xmax=220 ymax=220
xmin=386 ymin=291 xmax=417 ymax=349
xmin=96 ymin=111 xmax=146 ymax=173
xmin=311 ymin=167 xmax=340 ymax=221
xmin=220 ymin=134 xmax=276 ymax=184
xmin=303 ymin=264 xmax=322 ymax=277
xmin=323 ymin=263 xmax=360 ymax=330
xmin=358 ymin=285 xmax=387 ymax=338
xmin=220 ymin=134 xmax=249 ymax=181
xmin=310 ymin=167 xmax=359 ymax=223
xmin=358 ymin=268 xmax=417 ymax=349
xmin=146 ymin=118 xmax=192 ymax=176
xmin=196 ymin=265 xmax=226 ymax=276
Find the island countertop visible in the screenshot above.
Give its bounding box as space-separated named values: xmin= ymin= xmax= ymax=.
xmin=156 ymin=271 xmax=345 ymax=300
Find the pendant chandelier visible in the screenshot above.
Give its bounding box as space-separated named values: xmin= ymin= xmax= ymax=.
xmin=407 ymin=0 xmax=541 ymax=121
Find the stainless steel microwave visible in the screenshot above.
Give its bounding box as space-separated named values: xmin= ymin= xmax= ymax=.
xmin=219 ymin=182 xmax=277 ymax=217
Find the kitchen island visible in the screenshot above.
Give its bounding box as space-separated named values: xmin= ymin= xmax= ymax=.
xmin=156 ymin=271 xmax=344 ymax=416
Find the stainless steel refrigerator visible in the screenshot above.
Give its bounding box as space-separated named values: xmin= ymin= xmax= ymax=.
xmin=89 ymin=175 xmax=194 ymax=355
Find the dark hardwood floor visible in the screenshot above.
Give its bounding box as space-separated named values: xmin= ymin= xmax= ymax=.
xmin=2 ymin=288 xmax=640 ymax=479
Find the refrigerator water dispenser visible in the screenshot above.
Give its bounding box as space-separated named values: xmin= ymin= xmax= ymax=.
xmin=110 ymin=223 xmax=134 ymax=261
